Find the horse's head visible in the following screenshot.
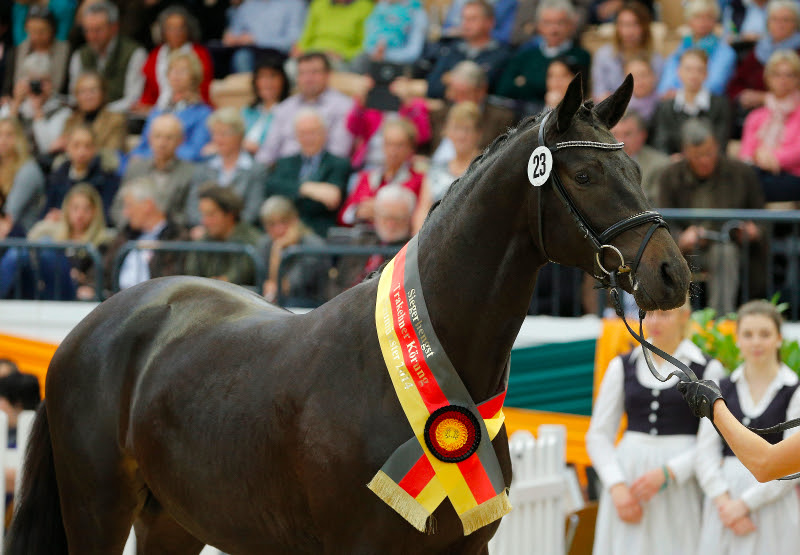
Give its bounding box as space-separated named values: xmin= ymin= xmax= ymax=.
xmin=526 ymin=74 xmax=690 ymax=311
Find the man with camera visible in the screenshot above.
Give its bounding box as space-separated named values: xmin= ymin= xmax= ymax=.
xmin=2 ymin=53 xmax=70 ymax=156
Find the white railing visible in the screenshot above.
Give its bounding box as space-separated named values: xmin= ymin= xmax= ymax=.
xmin=490 ymin=426 xmax=578 ymax=555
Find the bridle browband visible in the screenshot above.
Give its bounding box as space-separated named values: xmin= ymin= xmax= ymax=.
xmin=534 ymin=111 xmax=667 ymax=282
xmin=534 ymin=112 xmax=800 ymax=478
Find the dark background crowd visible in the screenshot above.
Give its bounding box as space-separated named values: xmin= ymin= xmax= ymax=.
xmin=0 ymin=0 xmax=799 ymax=313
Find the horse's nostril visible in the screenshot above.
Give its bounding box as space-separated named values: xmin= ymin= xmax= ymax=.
xmin=660 ymin=261 xmax=676 ymax=289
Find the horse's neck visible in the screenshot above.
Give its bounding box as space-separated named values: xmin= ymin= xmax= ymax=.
xmin=416 ymin=152 xmax=546 ymax=403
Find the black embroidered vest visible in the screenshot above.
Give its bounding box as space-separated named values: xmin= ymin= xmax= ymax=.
xmin=719 ymin=377 xmax=798 ymax=457
xmin=623 ymin=351 xmax=711 ymax=436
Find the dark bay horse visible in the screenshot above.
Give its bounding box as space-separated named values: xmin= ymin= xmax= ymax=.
xmin=7 ymin=75 xmax=690 ymax=554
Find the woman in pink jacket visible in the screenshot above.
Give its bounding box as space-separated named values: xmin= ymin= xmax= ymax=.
xmin=739 ymin=49 xmax=800 ymax=202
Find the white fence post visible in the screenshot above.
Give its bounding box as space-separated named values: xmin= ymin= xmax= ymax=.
xmin=489 ymin=425 xmax=569 ymax=555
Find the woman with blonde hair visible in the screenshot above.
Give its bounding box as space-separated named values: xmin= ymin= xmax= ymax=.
xmin=0 ymin=117 xmax=45 ymax=238
xmin=739 ymin=49 xmax=800 ymax=202
xmin=128 ymin=50 xmax=212 ymax=163
xmin=1 ymin=183 xmax=113 ymax=300
xmin=412 ymin=101 xmax=481 ymax=232
xmin=587 ymin=301 xmax=726 ymax=555
xmin=690 ymin=299 xmax=800 ymax=555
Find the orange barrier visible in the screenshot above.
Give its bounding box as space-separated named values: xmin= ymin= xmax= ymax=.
xmin=0 ymin=334 xmax=54 ymax=397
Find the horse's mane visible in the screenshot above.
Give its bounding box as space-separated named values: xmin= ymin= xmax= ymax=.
xmin=361 ymin=101 xmax=596 ymax=283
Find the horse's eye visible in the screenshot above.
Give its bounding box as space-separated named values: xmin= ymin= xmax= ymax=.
xmin=575 ymin=172 xmax=590 ymax=184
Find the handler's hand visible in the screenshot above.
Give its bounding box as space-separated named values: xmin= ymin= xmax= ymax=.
xmin=730 ymin=515 xmax=757 ymax=536
xmin=610 ymin=483 xmax=643 ymax=523
xmin=678 ymin=379 xmax=724 ymax=421
xmin=718 ymin=498 xmax=750 ymax=528
xmin=630 ymin=467 xmax=667 ymax=503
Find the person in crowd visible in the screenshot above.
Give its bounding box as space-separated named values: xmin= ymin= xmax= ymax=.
xmin=222 ymin=0 xmax=306 ymax=73
xmin=541 ymin=54 xmax=583 ymax=111
xmin=509 ymin=0 xmax=595 ymax=47
xmin=592 ymin=2 xmax=662 ymax=103
xmin=693 ymin=299 xmax=800 ymax=554
xmin=118 ymin=114 xmax=194 ymax=228
xmin=611 ymin=112 xmax=669 ymax=204
xmin=27 ymin=183 xmax=114 ymax=300
xmin=265 ymin=108 xmax=351 ymax=237
xmin=439 ymin=0 xmax=518 ymax=45
xmin=739 ymin=49 xmax=800 ymax=203
xmin=346 ymin=78 xmax=430 ymax=172
xmin=651 ymin=49 xmax=731 ymax=156
xmin=349 ymin=0 xmax=428 ymax=72
xmin=258 ymin=195 xmax=327 ymax=305
xmin=292 ymin=0 xmax=374 ymax=68
xmin=241 ymin=54 xmax=290 ymax=155
xmin=68 ymin=1 xmax=146 ymax=113
xmin=52 ymin=71 xmax=126 ymax=164
xmin=423 ymin=0 xmax=510 ymax=99
xmin=0 ymin=359 xmax=19 ymax=378
xmin=413 ymin=101 xmax=481 ymax=232
xmin=0 ymin=371 xmax=40 ymax=497
xmin=106 ymin=177 xmax=187 ymax=293
xmin=339 ymin=117 xmax=423 ymax=226
xmin=329 ymin=183 xmax=415 ymax=295
xmin=128 ymin=50 xmax=213 ymax=164
xmin=136 ymin=6 xmax=214 ymax=111
xmin=658 ymin=118 xmax=764 ymax=315
xmin=657 ymin=0 xmax=737 ymax=97
xmin=425 ymin=61 xmax=516 ymax=163
xmin=728 ymin=1 xmax=800 ymax=117
xmin=495 ymin=0 xmax=590 ymax=105
xmin=256 ymin=52 xmax=354 ymax=166
xmin=184 ymin=185 xmax=263 ymax=286
xmin=357 ymin=183 xmax=415 ymax=279
xmin=185 ymin=107 xmax=266 ymax=229
xmin=5 ymin=52 xmax=71 ymax=156
xmin=624 ymin=55 xmax=660 ymax=122
xmin=2 ymin=6 xmax=69 ymax=97
xmin=586 ymin=302 xmax=725 ymax=555
xmin=725 ymin=0 xmax=770 ymax=43
xmin=12 ymin=0 xmax=75 ymax=45
xmin=42 ymin=125 xmax=118 ymax=224
xmin=0 ymin=117 xmax=45 ymax=237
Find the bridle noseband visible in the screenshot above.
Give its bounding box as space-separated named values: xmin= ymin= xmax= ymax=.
xmin=534 ymin=111 xmax=668 ymax=283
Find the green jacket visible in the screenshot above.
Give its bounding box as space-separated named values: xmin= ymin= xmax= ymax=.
xmin=495 ymin=43 xmax=591 ymax=103
xmin=184 ymin=222 xmax=264 ymax=286
xmin=265 ymin=151 xmax=351 ymax=237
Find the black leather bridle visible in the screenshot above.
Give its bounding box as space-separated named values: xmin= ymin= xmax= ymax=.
xmin=534 ymin=112 xmax=800 ymax=478
xmin=534 ymin=111 xmax=668 ymax=283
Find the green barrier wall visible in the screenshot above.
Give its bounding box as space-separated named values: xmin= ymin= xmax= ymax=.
xmin=507 ymin=339 xmax=597 ymax=416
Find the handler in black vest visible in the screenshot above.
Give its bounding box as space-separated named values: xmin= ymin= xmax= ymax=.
xmin=683 ymin=299 xmax=800 ymax=554
xmin=68 ymin=1 xmax=146 ymax=113
xmin=586 ymin=301 xmax=726 ymax=555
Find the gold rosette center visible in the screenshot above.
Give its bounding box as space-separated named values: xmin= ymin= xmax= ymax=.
xmin=434 ymin=418 xmax=469 ymax=452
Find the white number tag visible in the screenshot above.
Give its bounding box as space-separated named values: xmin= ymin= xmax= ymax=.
xmin=527 ymin=146 xmax=553 ymax=187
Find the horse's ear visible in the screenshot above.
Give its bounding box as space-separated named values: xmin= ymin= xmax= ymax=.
xmin=554 ymin=73 xmax=584 ymax=133
xmin=594 ymin=73 xmax=633 ymax=129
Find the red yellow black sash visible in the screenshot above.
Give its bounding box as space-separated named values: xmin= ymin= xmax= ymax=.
xmin=368 ymin=236 xmax=511 ymax=535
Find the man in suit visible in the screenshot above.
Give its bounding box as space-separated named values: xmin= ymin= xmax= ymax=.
xmin=105 ymin=176 xmax=188 ymax=294
xmin=264 ymin=108 xmax=352 ymax=237
xmin=118 ymin=114 xmax=195 ymax=227
xmin=611 ymin=112 xmax=669 ymax=204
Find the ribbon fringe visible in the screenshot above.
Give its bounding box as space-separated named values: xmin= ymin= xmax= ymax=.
xmin=460 ymin=490 xmax=512 ymax=536
xmin=367 ymin=471 xmax=432 ymax=533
